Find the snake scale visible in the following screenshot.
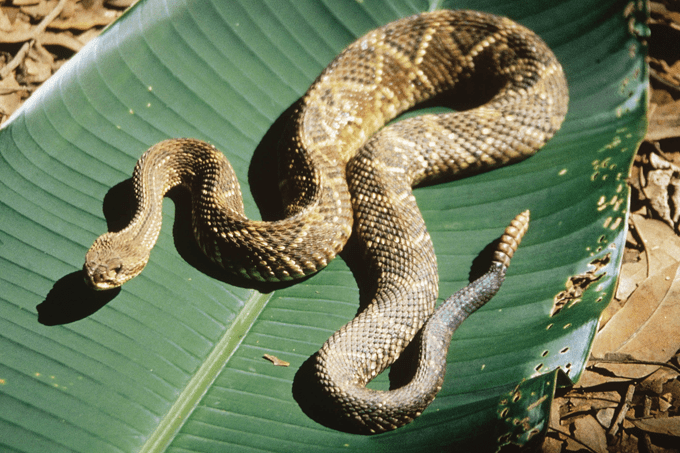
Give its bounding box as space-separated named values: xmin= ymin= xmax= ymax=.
xmin=84 ymin=10 xmax=568 ymax=433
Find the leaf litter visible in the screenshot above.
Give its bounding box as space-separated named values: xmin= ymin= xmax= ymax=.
xmin=2 ymin=0 xmax=679 ymax=451
xmin=545 ymin=2 xmax=680 ymax=451
xmin=0 ymin=0 xmax=132 ymax=124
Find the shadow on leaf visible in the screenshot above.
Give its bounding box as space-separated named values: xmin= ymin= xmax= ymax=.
xmin=37 ymin=272 xmax=120 ymax=325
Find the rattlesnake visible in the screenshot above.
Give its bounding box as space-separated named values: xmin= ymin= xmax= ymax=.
xmin=84 ymin=10 xmax=568 ymax=433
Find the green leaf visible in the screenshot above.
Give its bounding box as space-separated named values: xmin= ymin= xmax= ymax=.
xmin=0 ymin=0 xmax=647 ymax=451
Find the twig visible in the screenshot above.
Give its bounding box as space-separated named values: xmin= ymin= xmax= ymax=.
xmin=608 ymin=384 xmax=635 ymax=438
xmin=0 ymin=86 xmax=33 ymax=95
xmin=35 ymin=0 xmax=70 ymax=36
xmin=0 ymin=42 xmax=32 ymax=79
xmin=589 ymin=354 xmax=680 ymax=374
xmin=40 ymin=31 xmax=84 ymax=52
xmin=650 ymin=70 xmax=680 ymax=96
xmin=642 ymin=396 xmax=653 ymax=452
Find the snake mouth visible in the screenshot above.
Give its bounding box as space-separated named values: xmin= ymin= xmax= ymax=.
xmin=82 ymin=264 xmax=123 ymax=291
xmin=85 ymin=279 xmax=118 ymax=291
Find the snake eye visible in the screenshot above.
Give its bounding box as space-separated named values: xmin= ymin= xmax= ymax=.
xmin=107 ymin=258 xmax=124 ymax=279
xmin=112 ymin=263 xmax=123 ymax=276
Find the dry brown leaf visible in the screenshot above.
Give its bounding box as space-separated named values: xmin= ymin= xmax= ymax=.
xmin=644 ymin=167 xmax=677 ymax=226
xmin=591 ymin=260 xmax=680 ymax=378
xmin=20 ymin=0 xmax=57 ymax=21
xmin=641 ymin=154 xmax=680 ymax=230
xmin=542 ymin=435 xmax=564 ymax=453
xmin=631 ymin=214 xmax=680 ymax=273
xmin=647 ymin=99 xmax=680 ymax=141
xmin=590 ymin=391 xmax=622 ymax=410
xmin=659 ymin=393 xmax=673 ymax=411
xmin=595 ymin=407 xmax=615 ymax=428
xmin=664 ymin=378 xmax=680 ymax=409
xmin=616 ymin=254 xmax=647 ymax=301
xmin=572 ymin=415 xmax=608 ymax=453
xmin=590 ymin=215 xmax=680 ymax=380
xmin=631 ymin=416 xmax=680 ymax=436
xmin=49 ymin=4 xmax=121 ymax=31
xmin=0 ymin=74 xmax=27 ymax=120
xmin=22 ymin=57 xmax=52 ymax=84
xmin=640 ymin=367 xmax=680 ymax=394
xmin=577 ymin=368 xmax=630 ymax=387
xmin=0 ymin=7 xmax=13 ymax=32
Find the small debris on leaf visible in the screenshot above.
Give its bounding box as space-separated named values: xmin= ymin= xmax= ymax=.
xmin=263 ymin=354 xmax=290 ymax=367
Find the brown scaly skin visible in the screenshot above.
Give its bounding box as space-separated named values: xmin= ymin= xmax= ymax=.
xmin=84 ymin=10 xmax=568 ymax=433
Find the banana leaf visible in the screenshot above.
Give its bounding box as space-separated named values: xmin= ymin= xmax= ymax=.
xmin=0 ymin=0 xmax=648 ymax=451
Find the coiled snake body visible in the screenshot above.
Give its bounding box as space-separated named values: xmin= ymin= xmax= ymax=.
xmin=84 ymin=10 xmax=568 ymax=433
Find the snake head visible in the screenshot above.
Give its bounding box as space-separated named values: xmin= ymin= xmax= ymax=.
xmin=84 ymin=232 xmax=150 ymax=290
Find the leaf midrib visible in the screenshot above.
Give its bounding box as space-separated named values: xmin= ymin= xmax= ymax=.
xmin=139 ymin=289 xmax=273 ymax=453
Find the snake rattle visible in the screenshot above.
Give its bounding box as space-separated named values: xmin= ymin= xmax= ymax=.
xmin=84 ymin=10 xmax=568 ymax=433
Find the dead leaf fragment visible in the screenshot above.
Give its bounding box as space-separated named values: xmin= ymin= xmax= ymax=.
xmin=639 ymin=367 xmax=679 ymax=395
xmin=615 ymin=253 xmax=646 ymax=303
xmin=0 ymin=8 xmax=13 ymax=32
xmin=21 ymin=57 xmax=51 ymax=84
xmin=572 ymin=415 xmax=608 ymax=453
xmin=595 ymin=407 xmax=615 ymax=429
xmin=631 ymin=214 xmax=680 ymax=273
xmin=591 ymin=260 xmax=680 ymax=378
xmin=659 ymin=393 xmax=673 ymax=411
xmin=647 ymin=99 xmax=680 ymax=141
xmin=638 ymin=154 xmax=680 ymax=232
xmin=263 ymin=354 xmax=290 ymax=367
xmin=542 ymin=435 xmax=564 ymax=453
xmin=631 ymin=416 xmax=680 ymax=437
xmin=0 ymin=74 xmax=26 ymax=121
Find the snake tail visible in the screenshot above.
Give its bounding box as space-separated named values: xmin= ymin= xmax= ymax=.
xmin=315 ymin=211 xmax=530 ymax=433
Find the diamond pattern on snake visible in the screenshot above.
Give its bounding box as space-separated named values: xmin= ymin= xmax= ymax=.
xmin=84 ymin=10 xmax=568 ymax=433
